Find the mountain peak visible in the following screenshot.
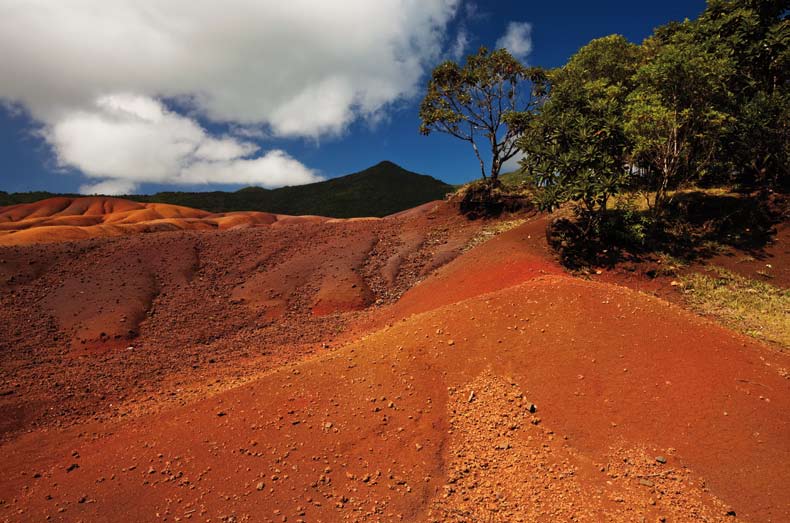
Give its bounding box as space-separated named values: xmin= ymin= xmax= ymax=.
xmin=1 ymin=161 xmax=452 ymax=218
xmin=374 ymin=160 xmax=399 ymax=168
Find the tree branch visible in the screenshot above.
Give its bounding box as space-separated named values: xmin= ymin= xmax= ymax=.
xmin=469 ymin=121 xmax=487 ymax=179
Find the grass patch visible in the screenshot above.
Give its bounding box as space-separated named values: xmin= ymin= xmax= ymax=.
xmin=463 ymin=218 xmax=528 ymax=251
xmin=653 ymin=253 xmax=688 ymax=277
xmin=498 ymin=170 xmax=529 ymax=188
xmin=681 ymin=267 xmax=790 ymax=348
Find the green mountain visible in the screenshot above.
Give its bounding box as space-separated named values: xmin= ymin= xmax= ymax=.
xmin=0 ymin=161 xmax=454 ymax=218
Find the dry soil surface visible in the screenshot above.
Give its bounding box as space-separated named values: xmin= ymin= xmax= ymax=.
xmin=0 ymin=198 xmax=788 ymax=523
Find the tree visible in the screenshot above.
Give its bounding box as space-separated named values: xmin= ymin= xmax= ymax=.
xmin=419 ymin=47 xmax=546 ymax=183
xmin=624 ymin=25 xmax=734 ymax=217
xmin=518 ymin=35 xmax=640 ymax=233
xmin=693 ymin=0 xmax=790 ymax=189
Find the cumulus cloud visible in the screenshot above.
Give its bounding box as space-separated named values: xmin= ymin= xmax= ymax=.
xmin=0 ymin=0 xmax=458 ymax=134
xmin=496 ymin=22 xmax=533 ymax=60
xmin=451 ymin=28 xmax=470 ymax=61
xmin=80 ymin=179 xmax=139 ymax=196
xmin=0 ymin=0 xmax=460 ymax=190
xmin=48 ymin=94 xmax=322 ymax=194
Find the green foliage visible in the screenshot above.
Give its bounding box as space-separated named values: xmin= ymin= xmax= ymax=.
xmin=518 ymin=35 xmax=639 ymax=233
xmin=518 ymin=0 xmax=789 ymax=236
xmin=730 ymin=89 xmax=790 ymax=189
xmin=561 ymin=34 xmax=642 ymax=86
xmin=610 ymin=194 xmax=649 ymax=246
xmin=626 ymin=0 xmax=790 ymax=194
xmin=0 ymin=161 xmax=454 ymax=218
xmin=694 ymin=0 xmax=790 ymax=188
xmin=624 ymin=26 xmax=735 ymax=215
xmin=419 ymin=47 xmax=546 ymax=181
xmin=0 ymin=190 xmax=78 ymax=206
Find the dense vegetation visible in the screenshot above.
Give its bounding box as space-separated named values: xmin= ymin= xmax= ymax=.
xmin=0 ymin=161 xmax=454 ymax=218
xmin=420 ymin=0 xmax=788 ymax=266
xmin=518 ymin=0 xmax=788 ymax=233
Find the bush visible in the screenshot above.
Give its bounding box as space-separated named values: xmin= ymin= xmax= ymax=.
xmin=546 ymin=190 xmax=784 ymax=270
xmin=452 ymin=179 xmax=533 ymax=219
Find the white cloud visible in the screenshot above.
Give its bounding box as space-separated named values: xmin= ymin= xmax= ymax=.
xmin=80 ymin=179 xmax=138 ymax=196
xmin=194 ymin=138 xmax=259 ymax=162
xmin=451 ymin=28 xmax=469 ymax=61
xmin=0 ymin=0 xmax=460 ymax=191
xmin=496 ymin=22 xmax=533 ymax=60
xmin=0 ymin=0 xmax=458 ymax=135
xmin=180 ymin=151 xmax=320 ymax=188
xmin=46 ymin=94 xmax=322 ymax=194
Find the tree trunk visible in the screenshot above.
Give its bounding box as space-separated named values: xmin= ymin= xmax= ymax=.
xmin=490 ymin=163 xmax=501 ymax=182
xmin=471 ymin=139 xmax=487 ymax=180
xmin=490 ymin=140 xmax=500 ymax=182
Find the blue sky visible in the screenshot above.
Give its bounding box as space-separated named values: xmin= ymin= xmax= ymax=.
xmin=0 ymin=0 xmax=706 ymax=195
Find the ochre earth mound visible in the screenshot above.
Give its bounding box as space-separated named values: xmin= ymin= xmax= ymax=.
xmin=0 ymin=200 xmax=481 ymax=434
xmin=0 ymin=203 xmax=787 ymax=522
xmin=0 ymin=196 xmax=331 ymax=245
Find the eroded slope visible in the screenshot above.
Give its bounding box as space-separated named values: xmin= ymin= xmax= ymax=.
xmin=1 ymin=206 xmax=788 ymax=523
xmin=1 ymin=275 xmax=788 ymax=522
xmin=0 ymin=201 xmax=479 ymax=438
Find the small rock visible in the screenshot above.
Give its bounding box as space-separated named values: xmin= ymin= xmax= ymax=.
xmin=655 ymin=456 xmax=667 ymax=464
xmin=639 ymin=479 xmax=654 ymax=487
xmin=467 ymin=391 xmax=475 ymax=403
xmin=256 ymin=482 xmax=265 ymax=491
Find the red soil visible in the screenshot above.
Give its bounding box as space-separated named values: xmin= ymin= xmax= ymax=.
xmin=0 ymin=199 xmax=788 ymax=522
xmin=0 ymin=199 xmax=481 ymax=436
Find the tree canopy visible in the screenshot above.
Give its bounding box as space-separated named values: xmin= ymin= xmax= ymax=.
xmin=518 ymin=35 xmax=639 ymax=230
xmin=516 ymin=0 xmax=788 ymax=232
xmin=419 ymin=47 xmax=546 ymax=182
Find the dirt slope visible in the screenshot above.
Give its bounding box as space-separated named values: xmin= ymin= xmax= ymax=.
xmin=2 ymin=275 xmax=788 ymax=522
xmin=0 ymin=200 xmax=480 ymax=438
xmin=0 ymin=205 xmax=788 ymax=522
